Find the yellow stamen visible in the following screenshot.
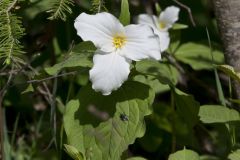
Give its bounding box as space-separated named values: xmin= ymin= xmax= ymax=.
xmin=113 ymin=36 xmax=126 ymax=49
xmin=159 ymin=22 xmax=166 ymax=29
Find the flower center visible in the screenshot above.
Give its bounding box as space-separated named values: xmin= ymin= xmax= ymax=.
xmin=159 ymin=22 xmax=166 ymax=29
xmin=113 ymin=36 xmax=126 ymax=49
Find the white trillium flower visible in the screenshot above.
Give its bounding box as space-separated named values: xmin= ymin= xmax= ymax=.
xmin=137 ymin=6 xmax=180 ymax=51
xmin=74 ymin=12 xmax=161 ymax=95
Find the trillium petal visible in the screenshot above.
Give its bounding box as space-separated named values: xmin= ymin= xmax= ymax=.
xmin=159 ymin=6 xmax=180 ymax=29
xmin=74 ymin=12 xmax=125 ymax=52
xmin=155 ymin=31 xmax=170 ymax=52
xmin=90 ymin=50 xmax=131 ymax=95
xmin=137 ymin=14 xmax=159 ymax=28
xmin=120 ymin=24 xmax=161 ymax=61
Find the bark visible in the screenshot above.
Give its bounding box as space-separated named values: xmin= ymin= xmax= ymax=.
xmin=0 ymin=95 xmax=3 ymax=160
xmin=213 ymin=0 xmax=240 ymax=99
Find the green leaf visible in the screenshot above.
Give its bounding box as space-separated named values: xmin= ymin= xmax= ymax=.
xmin=135 ymin=60 xmax=179 ymax=86
xmin=228 ymin=149 xmax=240 ymax=160
xmin=174 ymin=89 xmax=200 ymax=128
xmin=200 ymin=155 xmax=220 ymax=160
xmin=217 ymin=65 xmax=240 ymax=83
xmin=133 ymin=75 xmax=171 ymax=94
xmin=155 ymin=2 xmax=162 ymax=15
xmin=168 ymin=148 xmax=200 ymax=160
xmin=119 ymin=0 xmax=130 ymax=26
xmin=172 ymin=23 xmax=188 ymax=30
xmin=21 ymin=84 xmax=34 ymax=94
xmin=175 ymin=42 xmax=224 ymax=70
xmin=64 ymin=144 xmax=85 ymax=160
xmin=199 ymin=105 xmax=240 ymax=123
xmin=45 ymin=41 xmax=96 ymax=75
xmin=126 ymin=157 xmax=147 ymax=160
xmin=64 ymin=81 xmax=154 ymax=160
xmin=48 ymin=0 xmax=74 ymax=21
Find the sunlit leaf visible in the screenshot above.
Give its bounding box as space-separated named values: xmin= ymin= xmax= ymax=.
xmin=199 ymin=105 xmax=240 ymax=123
xmin=64 ymin=144 xmax=85 ymax=160
xmin=175 ymin=42 xmax=224 ymax=70
xmin=64 ymin=81 xmax=154 ymax=160
xmin=168 ymin=148 xmax=200 ymax=160
xmin=119 ymin=0 xmax=130 ymax=26
xmin=126 ymin=157 xmax=147 ymax=160
xmin=200 ymin=155 xmax=220 ymax=160
xmin=217 ymin=65 xmax=240 ymax=83
xmin=228 ymin=150 xmax=240 ymax=160
xmin=172 ymin=23 xmax=188 ymax=30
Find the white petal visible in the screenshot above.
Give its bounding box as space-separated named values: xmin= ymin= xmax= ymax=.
xmin=159 ymin=6 xmax=180 ymax=29
xmin=137 ymin=14 xmax=159 ymax=29
xmin=90 ymin=50 xmax=131 ymax=95
xmin=155 ymin=31 xmax=170 ymax=52
xmin=120 ymin=24 xmax=161 ymax=61
xmin=74 ymin=12 xmax=125 ymax=52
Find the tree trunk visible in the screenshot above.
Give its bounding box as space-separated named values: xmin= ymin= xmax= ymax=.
xmin=213 ymin=0 xmax=240 ymax=99
xmin=0 ymin=95 xmax=3 ymax=160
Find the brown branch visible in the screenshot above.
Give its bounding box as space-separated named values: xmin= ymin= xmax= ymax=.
xmin=26 ymin=71 xmax=77 ymax=84
xmin=172 ymin=0 xmax=196 ymax=27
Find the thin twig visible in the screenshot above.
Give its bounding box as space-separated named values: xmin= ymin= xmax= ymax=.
xmin=26 ymin=71 xmax=77 ymax=84
xmin=7 ymin=0 xmax=17 ymax=12
xmin=172 ymin=0 xmax=196 ymax=27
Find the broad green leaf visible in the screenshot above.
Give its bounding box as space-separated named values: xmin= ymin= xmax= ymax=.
xmin=21 ymin=84 xmax=34 ymax=94
xmin=126 ymin=157 xmax=147 ymax=160
xmin=64 ymin=81 xmax=154 ymax=160
xmin=175 ymin=42 xmax=224 ymax=70
xmin=135 ymin=60 xmax=179 ymax=86
xmin=172 ymin=23 xmax=188 ymax=30
xmin=217 ymin=65 xmax=240 ymax=83
xmin=199 ymin=105 xmax=240 ymax=123
xmin=200 ymin=155 xmax=220 ymax=160
xmin=45 ymin=41 xmax=96 ymax=75
xmin=133 ymin=75 xmax=171 ymax=94
xmin=168 ymin=148 xmax=200 ymax=160
xmin=64 ymin=144 xmax=85 ymax=160
xmin=174 ymin=89 xmax=200 ymax=128
xmin=119 ymin=0 xmax=130 ymax=26
xmin=228 ymin=150 xmax=240 ymax=160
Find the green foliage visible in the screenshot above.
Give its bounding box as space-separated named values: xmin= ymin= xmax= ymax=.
xmin=126 ymin=157 xmax=147 ymax=160
xmin=172 ymin=23 xmax=188 ymax=30
xmin=91 ymin=0 xmax=107 ymax=13
xmin=168 ymin=148 xmax=200 ymax=160
xmin=200 ymin=155 xmax=220 ymax=160
xmin=119 ymin=0 xmax=130 ymax=26
xmin=48 ymin=0 xmax=74 ymax=21
xmin=174 ymin=89 xmax=200 ymax=128
xmin=199 ymin=105 xmax=240 ymax=123
xmin=217 ymin=65 xmax=240 ymax=83
xmin=174 ymin=42 xmax=224 ymax=70
xmin=64 ymin=81 xmax=154 ymax=160
xmin=135 ymin=60 xmax=179 ymax=86
xmin=0 ymin=0 xmax=25 ymax=65
xmin=228 ymin=150 xmax=240 ymax=160
xmin=45 ymin=41 xmax=96 ymax=75
xmin=64 ymin=144 xmax=84 ymax=160
xmin=21 ymin=84 xmax=34 ymax=94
